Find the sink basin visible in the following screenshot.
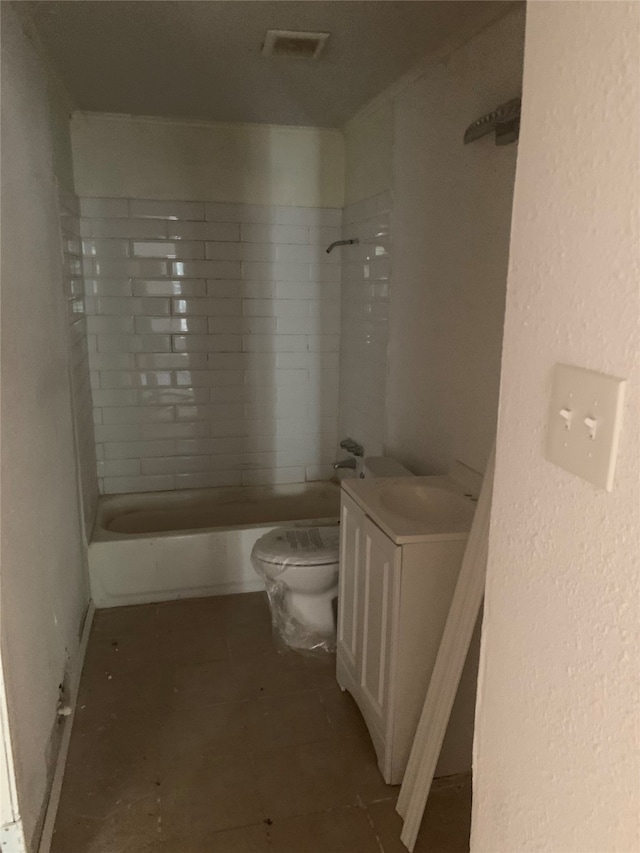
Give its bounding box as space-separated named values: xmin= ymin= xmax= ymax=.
xmin=378 ymin=483 xmax=475 ymax=526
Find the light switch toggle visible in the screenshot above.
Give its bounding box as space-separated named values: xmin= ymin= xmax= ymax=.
xmin=559 ymin=408 xmax=573 ymax=429
xmin=584 ymin=416 xmax=598 ymax=440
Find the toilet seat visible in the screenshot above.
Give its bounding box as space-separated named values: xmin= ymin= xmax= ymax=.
xmin=253 ymin=526 xmax=339 ymax=567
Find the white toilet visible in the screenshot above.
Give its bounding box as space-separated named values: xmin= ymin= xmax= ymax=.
xmin=251 ymin=457 xmax=414 ymax=648
xmin=252 ymin=525 xmax=341 ymax=640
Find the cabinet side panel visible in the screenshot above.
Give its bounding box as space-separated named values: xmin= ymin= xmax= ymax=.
xmin=337 ymin=491 xmax=365 ymax=670
xmin=392 ymin=539 xmax=467 ymax=780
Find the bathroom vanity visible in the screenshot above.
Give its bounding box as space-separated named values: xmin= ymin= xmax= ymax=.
xmin=336 ymin=476 xmax=476 ymax=784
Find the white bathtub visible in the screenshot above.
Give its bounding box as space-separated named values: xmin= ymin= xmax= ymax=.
xmin=88 ymin=482 xmax=340 ymax=608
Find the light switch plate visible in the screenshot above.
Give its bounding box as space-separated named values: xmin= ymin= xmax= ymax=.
xmin=546 ymin=364 xmax=626 ymax=491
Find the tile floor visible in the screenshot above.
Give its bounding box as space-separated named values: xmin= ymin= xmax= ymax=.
xmin=52 ymin=592 xmax=471 ymax=852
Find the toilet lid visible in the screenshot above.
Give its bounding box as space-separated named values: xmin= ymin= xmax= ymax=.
xmin=252 ymin=526 xmax=340 ymax=567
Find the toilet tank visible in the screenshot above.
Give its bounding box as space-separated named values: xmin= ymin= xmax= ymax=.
xmin=362 ymin=456 xmax=414 ymax=478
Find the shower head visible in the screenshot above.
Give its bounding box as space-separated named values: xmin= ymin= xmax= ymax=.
xmin=464 ymin=98 xmax=521 ymax=146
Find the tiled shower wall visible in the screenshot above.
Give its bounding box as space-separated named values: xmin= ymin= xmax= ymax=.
xmin=338 ymin=191 xmax=392 ymax=458
xmin=80 ymin=198 xmax=342 ymax=494
xmin=59 ymin=187 xmax=98 ymax=535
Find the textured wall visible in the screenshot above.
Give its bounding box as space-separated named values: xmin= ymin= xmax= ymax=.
xmin=472 ymin=3 xmax=640 ymax=851
xmin=386 ymin=8 xmax=525 ymax=476
xmin=0 ymin=6 xmax=90 ymax=848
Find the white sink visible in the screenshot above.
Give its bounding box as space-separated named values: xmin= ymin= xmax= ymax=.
xmin=378 ymin=483 xmax=475 ymax=526
xmin=341 ymin=475 xmax=476 ymax=544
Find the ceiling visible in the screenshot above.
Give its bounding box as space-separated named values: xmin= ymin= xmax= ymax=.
xmin=28 ymin=1 xmax=514 ymax=128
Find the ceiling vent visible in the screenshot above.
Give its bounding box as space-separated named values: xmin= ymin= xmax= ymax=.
xmin=262 ymin=29 xmax=330 ymax=60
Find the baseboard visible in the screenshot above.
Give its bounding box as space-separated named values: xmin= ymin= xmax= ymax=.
xmin=37 ymin=601 xmax=95 ymax=853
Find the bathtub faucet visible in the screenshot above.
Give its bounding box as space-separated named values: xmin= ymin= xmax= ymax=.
xmin=333 ymin=458 xmax=357 ymax=470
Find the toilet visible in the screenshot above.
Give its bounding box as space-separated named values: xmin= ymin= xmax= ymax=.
xmin=252 ymin=525 xmax=341 ymax=643
xmin=251 ymin=456 xmax=414 ymax=649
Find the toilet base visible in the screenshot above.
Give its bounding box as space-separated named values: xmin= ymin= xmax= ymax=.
xmin=285 ymin=586 xmax=338 ymax=636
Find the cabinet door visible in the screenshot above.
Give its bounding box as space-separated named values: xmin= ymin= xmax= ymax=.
xmin=337 ymin=491 xmax=365 ymax=675
xmin=360 ymin=518 xmax=400 ymax=729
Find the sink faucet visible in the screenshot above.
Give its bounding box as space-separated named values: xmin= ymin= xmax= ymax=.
xmin=333 ymin=458 xmax=357 ymax=470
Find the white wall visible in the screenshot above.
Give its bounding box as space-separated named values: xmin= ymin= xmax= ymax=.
xmin=0 ymin=6 xmax=91 ymax=848
xmin=72 ymin=113 xmax=344 ymax=208
xmin=386 ymin=8 xmax=525 ymax=476
xmin=343 ymin=102 xmax=393 ymax=207
xmin=472 ymin=3 xmax=640 ymax=851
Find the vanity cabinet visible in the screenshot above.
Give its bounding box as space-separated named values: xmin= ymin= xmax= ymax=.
xmin=337 ymin=487 xmax=469 ymax=785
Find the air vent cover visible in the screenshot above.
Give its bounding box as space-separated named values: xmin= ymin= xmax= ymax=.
xmin=262 ymin=29 xmax=330 ymax=59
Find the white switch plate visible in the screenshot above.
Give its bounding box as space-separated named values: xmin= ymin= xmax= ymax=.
xmin=546 ymin=363 xmax=626 ymax=491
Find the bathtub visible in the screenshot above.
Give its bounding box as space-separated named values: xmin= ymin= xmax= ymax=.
xmin=88 ymin=482 xmax=340 ymax=608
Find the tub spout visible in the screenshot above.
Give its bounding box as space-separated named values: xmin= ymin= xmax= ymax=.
xmin=333 ymin=458 xmax=357 ymax=470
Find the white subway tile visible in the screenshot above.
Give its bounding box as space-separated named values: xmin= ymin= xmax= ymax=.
xmin=240 ymin=224 xmax=308 ymax=244
xmin=244 ymin=368 xmax=307 ymax=387
xmin=99 ymin=371 xmax=173 ymax=389
xmin=275 ymin=207 xmax=342 ymax=227
xmin=242 ymin=261 xmax=309 ymax=282
xmin=172 ymin=260 xmax=241 ymax=279
xmin=80 ymin=197 xmax=129 ymax=218
xmin=140 ymin=422 xmax=210 ymax=440
xmin=308 ymin=335 xmax=340 ymax=352
xmin=89 ymin=353 xmax=136 ymax=371
xmin=87 ymin=219 xmax=169 ymax=239
xmin=134 ymin=317 xmax=207 ymax=335
xmin=132 ymin=279 xmax=207 ymax=297
xmin=176 ymin=403 xmax=243 ymax=422
xmin=92 ymin=389 xmax=138 ymax=407
xmin=176 ymin=369 xmax=243 ymax=387
xmin=87 ymin=316 xmax=135 ymax=334
xmin=175 ymin=471 xmax=242 ymax=489
xmin=141 ymin=455 xmax=208 ymax=476
xmin=308 ymin=225 xmax=343 ymax=245
xmin=168 ymin=221 xmax=240 ymax=241
xmin=94 ymin=297 xmax=170 ymax=316
xmin=129 ymin=199 xmax=205 ymax=220
xmin=104 ymin=440 xmax=177 ymax=459
xmin=82 ymin=239 xmax=130 ymax=258
xmin=207 ymin=353 xmax=247 ymax=370
xmin=176 ymin=437 xmax=244 ymax=456
xmin=84 ymin=279 xmax=133 ymax=297
xmin=103 ymin=475 xmax=175 ymax=494
xmin=139 ymin=387 xmax=210 ymax=406
xmin=276 ymin=244 xmax=339 ymax=264
xmin=172 ymin=298 xmax=241 ymax=316
xmin=206 ymin=317 xmax=244 ymax=335
xmin=135 ymin=353 xmax=207 ymax=371
xmin=275 ymin=281 xmax=339 ymax=300
xmin=243 ymin=335 xmax=306 ymax=353
xmin=94 ymin=424 xmax=142 ymax=442
xmin=97 ymin=459 xmax=141 ymax=478
xmin=97 ymin=334 xmax=172 ymax=353
xmin=96 ymin=259 xmax=170 ymax=278
xmin=102 ymin=406 xmax=174 ymax=424
xmin=204 ymin=242 xmax=244 ymax=261
xmin=173 ymin=335 xmax=242 ymax=353
xmin=131 ymin=241 xmax=205 ymax=260
xmin=208 ymin=420 xmax=247 ymax=437
xmin=241 ymin=299 xmax=307 ymax=318
xmin=205 ymin=202 xmax=274 ymax=224
xmin=205 ymin=280 xmax=243 ymax=298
